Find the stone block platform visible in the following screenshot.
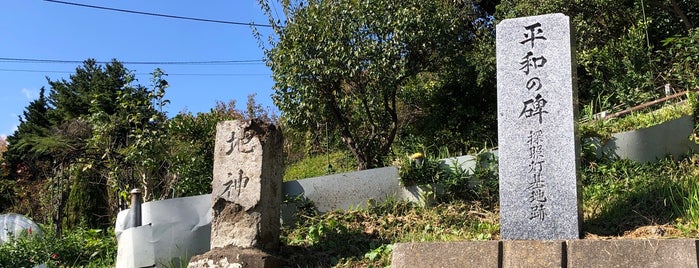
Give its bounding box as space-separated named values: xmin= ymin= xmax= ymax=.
xmin=391 ymin=239 xmax=698 ymax=268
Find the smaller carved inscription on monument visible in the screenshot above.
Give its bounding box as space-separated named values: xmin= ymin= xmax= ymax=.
xmin=225 ymin=130 xmax=254 ymax=155
xmin=220 ymin=170 xmax=249 ymax=199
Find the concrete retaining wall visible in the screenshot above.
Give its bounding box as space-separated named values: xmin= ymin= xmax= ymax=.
xmin=282 ymin=167 xmax=415 ymax=213
xmin=392 ymin=239 xmax=699 ymax=268
xmin=593 ymin=115 xmax=699 ymax=162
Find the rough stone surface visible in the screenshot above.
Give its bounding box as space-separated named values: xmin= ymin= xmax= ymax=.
xmin=187 ymin=245 xmax=285 ymax=268
xmin=391 ymin=241 xmax=500 ymax=268
xmin=567 ymin=239 xmax=699 ymax=268
xmin=502 ymin=240 xmax=563 ymax=268
xmin=496 ymin=13 xmax=582 ymax=240
xmin=210 ymin=120 xmax=283 ymax=250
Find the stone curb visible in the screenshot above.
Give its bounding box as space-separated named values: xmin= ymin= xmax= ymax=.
xmin=391 ymin=239 xmax=698 ymax=268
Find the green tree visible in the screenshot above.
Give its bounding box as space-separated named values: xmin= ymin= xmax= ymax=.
xmin=1 ymin=88 xmax=56 ymax=223
xmin=396 ymin=11 xmax=498 ymax=154
xmin=45 ymin=60 xmax=141 ymax=229
xmin=2 ymin=58 xmax=279 ymax=229
xmin=83 ymin=67 xmax=172 ymax=219
xmin=3 ymin=87 xmax=52 ymax=179
xmin=259 ymin=0 xmax=480 ymax=169
xmin=662 ymin=28 xmax=699 ymax=91
xmin=1 ymin=59 xmax=171 ymax=230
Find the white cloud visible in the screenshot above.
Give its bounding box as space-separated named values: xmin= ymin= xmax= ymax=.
xmin=21 ymin=88 xmax=39 ymax=100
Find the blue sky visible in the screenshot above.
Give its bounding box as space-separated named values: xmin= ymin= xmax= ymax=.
xmin=1 ymin=0 xmax=282 ymax=138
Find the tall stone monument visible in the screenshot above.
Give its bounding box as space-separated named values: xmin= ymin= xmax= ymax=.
xmin=189 ymin=119 xmax=285 ymax=267
xmin=496 ymin=13 xmax=582 ymax=240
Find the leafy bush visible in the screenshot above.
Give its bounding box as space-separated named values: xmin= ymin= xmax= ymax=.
xmin=662 ymin=28 xmax=699 ymax=92
xmin=397 ymin=148 xmax=499 ymax=206
xmin=0 ymin=226 xmax=116 ymax=267
xmin=579 ymin=98 xmax=694 ymax=144
xmin=578 ymin=19 xmax=659 ymax=109
xmin=439 ymin=152 xmax=498 ymax=207
xmin=397 ymin=153 xmax=444 ymax=186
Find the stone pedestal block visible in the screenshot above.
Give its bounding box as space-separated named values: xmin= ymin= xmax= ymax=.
xmin=391 ymin=239 xmax=699 ymax=267
xmin=502 ymin=240 xmax=563 ymax=268
xmin=391 ymin=241 xmax=500 ymax=268
xmin=188 ymin=245 xmax=285 ymax=268
xmin=567 ymin=239 xmax=699 ymax=267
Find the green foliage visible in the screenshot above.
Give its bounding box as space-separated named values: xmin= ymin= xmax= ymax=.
xmin=439 ymin=152 xmax=499 ymax=206
xmin=675 ymin=167 xmax=699 ymax=233
xmin=0 ymin=59 xmax=275 ymax=230
xmin=260 ymin=0 xmax=481 ymax=169
xmin=582 ymin=156 xmax=699 ymax=236
xmin=494 ymin=0 xmax=695 ymax=112
xmin=662 ymin=28 xmax=699 ymax=91
xmin=396 ymin=147 xmax=499 ymax=206
xmin=283 ymin=151 xmax=356 ymax=181
xmin=0 ymin=226 xmax=116 ymax=267
xmin=395 ymin=12 xmax=498 ymax=155
xmin=167 ymin=112 xmax=219 ymax=196
xmin=167 ymin=100 xmax=247 ymax=196
xmin=579 ymin=100 xmax=693 ymax=142
xmin=398 ymin=72 xmax=497 ymax=155
xmin=281 ymin=199 xmax=498 ymax=267
xmin=397 ymin=152 xmax=444 ymax=187
xmin=578 ymin=19 xmax=658 ymax=108
xmin=3 ymin=87 xmax=52 ymax=179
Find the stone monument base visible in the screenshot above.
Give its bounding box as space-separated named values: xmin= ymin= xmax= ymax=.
xmin=391 ymin=239 xmax=699 ymax=268
xmin=188 ymin=245 xmax=285 ymax=268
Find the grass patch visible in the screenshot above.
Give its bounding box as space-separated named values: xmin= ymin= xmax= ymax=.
xmin=582 ymin=155 xmax=699 ymax=237
xmin=278 ymin=153 xmax=699 ymax=267
xmin=580 ymin=100 xmax=693 ymax=140
xmin=283 ymin=151 xmax=357 ymax=181
xmin=280 ymin=199 xmax=498 ymax=267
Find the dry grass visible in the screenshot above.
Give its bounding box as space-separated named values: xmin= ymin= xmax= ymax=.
xmin=280 ymin=199 xmax=499 ymax=267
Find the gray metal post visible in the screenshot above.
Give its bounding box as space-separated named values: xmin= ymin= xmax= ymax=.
xmin=130 ymin=188 xmax=143 ymax=227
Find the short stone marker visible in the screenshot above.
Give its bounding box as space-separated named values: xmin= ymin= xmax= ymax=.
xmin=189 ymin=119 xmax=284 ymax=267
xmin=496 ymin=13 xmax=582 ymax=240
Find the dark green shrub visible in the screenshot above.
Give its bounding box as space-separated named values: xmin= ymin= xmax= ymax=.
xmin=0 ymin=226 xmax=116 ymax=267
xmin=397 ymin=149 xmax=499 ymax=206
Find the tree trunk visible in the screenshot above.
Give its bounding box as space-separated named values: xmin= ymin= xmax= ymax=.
xmin=668 ymin=0 xmax=694 ymax=31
